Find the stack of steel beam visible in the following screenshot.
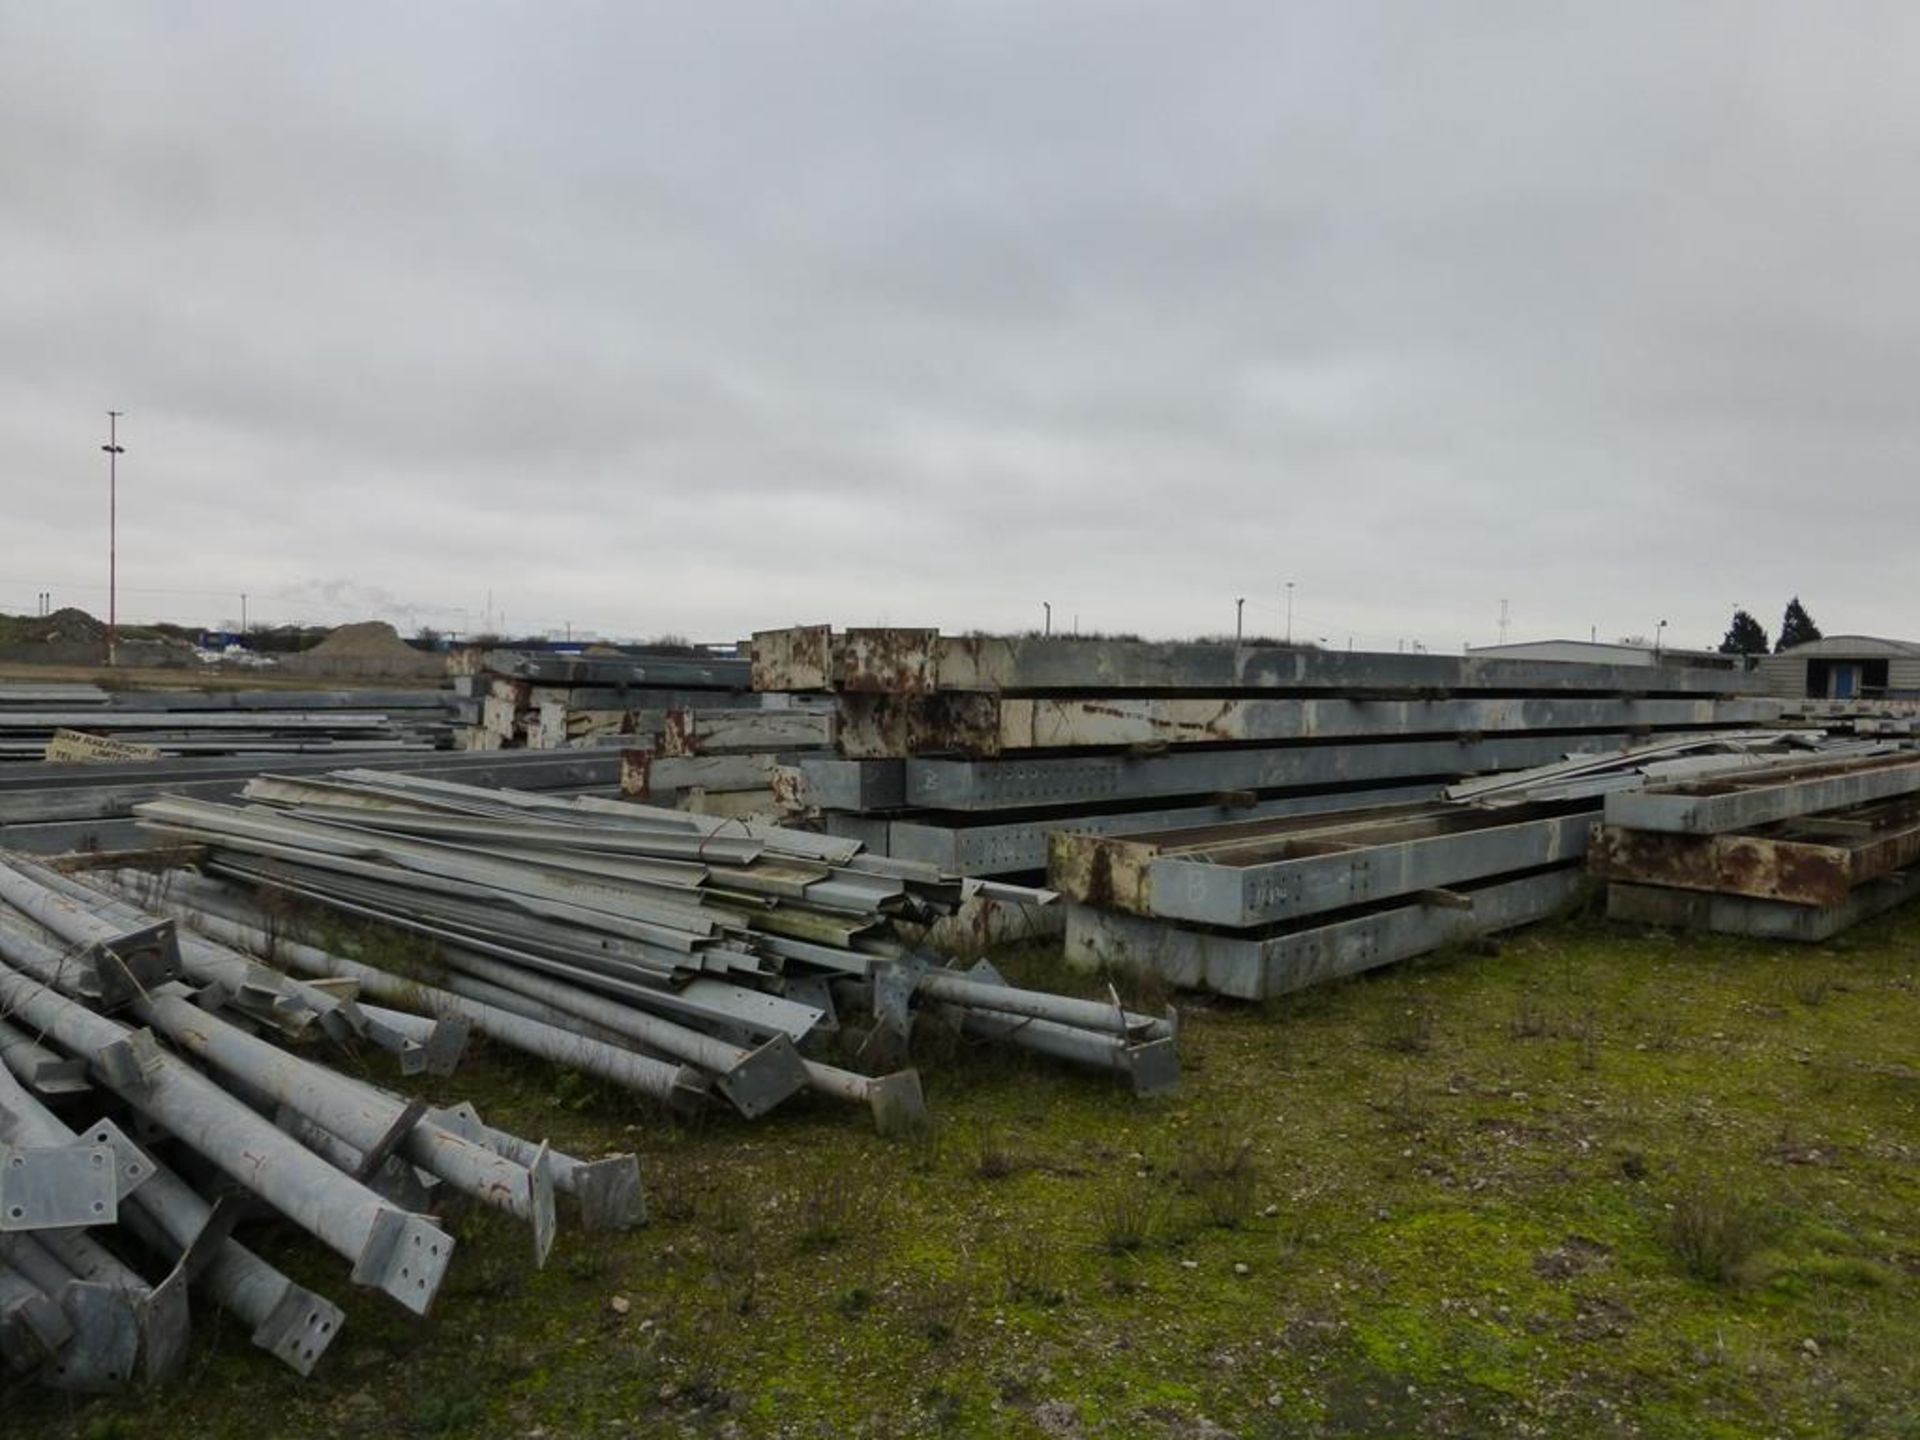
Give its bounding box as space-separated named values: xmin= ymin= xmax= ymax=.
xmin=126 ymin=769 xmax=1180 ymax=1109
xmin=0 ymin=852 xmax=644 ymax=1390
xmin=0 ymin=747 xmax=625 ymax=856
xmin=1593 ymin=750 xmax=1920 ymax=939
xmin=619 ymin=705 xmax=838 ymax=819
xmin=748 ymin=626 xmax=1781 ymax=879
xmin=0 ymin=683 xmax=455 ymax=762
xmin=450 ymin=647 xmax=760 ymax=754
xmin=1046 ymin=732 xmax=1884 ymax=997
xmin=1051 ymin=799 xmax=1601 ymax=999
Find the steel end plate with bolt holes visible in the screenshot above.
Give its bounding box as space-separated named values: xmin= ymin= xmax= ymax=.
xmin=0 ymin=1144 xmax=118 ymax=1231
xmin=352 ymin=1210 xmax=455 ymax=1316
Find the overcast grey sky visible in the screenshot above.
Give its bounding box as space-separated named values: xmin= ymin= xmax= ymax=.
xmin=3 ymin=3 xmax=1914 ymax=650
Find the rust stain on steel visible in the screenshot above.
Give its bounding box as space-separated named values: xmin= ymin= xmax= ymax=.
xmin=839 ymin=692 xmax=1000 ymax=757
xmin=659 ymin=709 xmax=696 ymax=758
xmin=1592 ymin=826 xmax=1853 ymax=906
xmin=618 ymin=748 xmax=654 ymax=799
xmin=769 ymin=765 xmax=808 ymax=813
xmin=836 ymin=629 xmax=939 ymax=695
xmin=1048 ymin=830 xmax=1155 ymax=914
xmin=750 ymin=625 xmax=833 ymax=692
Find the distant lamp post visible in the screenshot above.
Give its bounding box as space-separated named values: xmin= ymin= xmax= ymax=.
xmin=1284 ymin=581 xmax=1296 ymax=645
xmin=1235 ymin=596 xmax=1245 ymax=644
xmin=1655 ymin=618 xmax=1669 ymax=659
xmin=1043 ymin=601 xmax=1051 ymax=637
xmin=102 ymin=411 xmax=125 ymax=666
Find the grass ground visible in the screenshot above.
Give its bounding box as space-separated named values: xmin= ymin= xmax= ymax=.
xmin=9 ymin=900 xmax=1919 ymax=1439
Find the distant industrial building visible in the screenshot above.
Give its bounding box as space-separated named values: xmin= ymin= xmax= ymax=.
xmin=1755 ymin=635 xmax=1920 ymax=700
xmin=1465 ymin=639 xmax=1739 ymax=671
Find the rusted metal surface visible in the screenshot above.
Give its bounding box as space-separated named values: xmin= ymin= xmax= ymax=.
xmin=834 ymin=629 xmax=938 ymax=695
xmin=749 ymin=626 xmax=833 ymax=692
xmin=659 ymin=709 xmax=834 ymax=758
xmin=756 ymin=627 xmax=1766 ymax=698
xmin=1593 ymin=804 xmax=1920 ymax=906
xmin=1047 ymin=829 xmax=1157 ymax=916
xmin=836 ymin=693 xmax=998 ymax=757
xmin=618 ymin=747 xmax=653 ymax=798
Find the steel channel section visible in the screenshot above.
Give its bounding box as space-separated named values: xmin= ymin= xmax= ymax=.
xmin=879 ymin=784 xmax=1446 ymax=875
xmin=150 ymin=881 xmax=708 ymax=1111
xmin=840 ymin=694 xmax=1782 ymax=757
xmin=905 ymin=734 xmax=1618 ymax=814
xmin=1063 ymin=868 xmax=1584 ymax=1000
xmin=0 ymin=931 xmax=452 ymax=1314
xmin=753 ymin=628 xmax=1765 ymax=696
xmin=1603 ymin=759 xmax=1920 ymax=834
xmin=0 ymin=1017 xmax=89 ymax=1095
xmin=1606 ymin=876 xmax=1916 ymax=940
xmin=1148 ymin=811 xmax=1596 ymax=927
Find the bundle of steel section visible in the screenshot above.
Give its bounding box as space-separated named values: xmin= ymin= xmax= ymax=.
xmin=1591 ymin=750 xmax=1920 ymax=939
xmin=451 ymin=646 xmax=763 ymax=756
xmin=0 ymin=853 xmax=644 ymax=1391
xmin=0 ymin=747 xmax=626 ymax=856
xmin=0 ymin=686 xmax=457 ymax=763
xmin=122 ymin=769 xmax=1179 ymax=1106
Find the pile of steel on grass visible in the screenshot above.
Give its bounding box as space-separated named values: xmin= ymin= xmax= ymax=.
xmin=1593 ymin=749 xmax=1920 ymax=939
xmin=1047 ymin=732 xmax=1894 ymax=998
xmin=0 ymin=748 xmax=625 ymax=857
xmin=124 ymin=769 xmax=1179 ymax=1115
xmin=0 ymin=851 xmax=641 ymax=1391
xmin=0 ymin=682 xmax=454 ymax=763
xmin=745 ymin=626 xmax=1782 ymax=881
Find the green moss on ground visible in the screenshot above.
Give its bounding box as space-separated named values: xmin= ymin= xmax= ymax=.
xmin=9 ymin=906 xmax=1920 ymax=1438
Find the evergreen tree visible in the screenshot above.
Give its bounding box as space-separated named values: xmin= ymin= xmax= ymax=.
xmin=1718 ymin=609 xmax=1770 ymax=657
xmin=1776 ymin=596 xmax=1824 ymax=652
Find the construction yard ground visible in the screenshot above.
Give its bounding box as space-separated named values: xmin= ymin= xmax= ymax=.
xmin=9 ymin=900 xmax=1918 ymax=1440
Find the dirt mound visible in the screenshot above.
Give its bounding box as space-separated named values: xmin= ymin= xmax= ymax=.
xmin=20 ymin=608 xmax=108 ymax=645
xmin=305 ymin=621 xmax=419 ymax=659
xmin=282 ymin=621 xmax=445 ymax=680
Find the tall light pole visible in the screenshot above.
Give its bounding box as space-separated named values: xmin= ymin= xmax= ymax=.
xmin=1655 ymin=618 xmax=1669 ymax=659
xmin=102 ymin=411 xmax=125 ymax=666
xmin=1043 ymin=601 xmax=1051 ymax=637
xmin=1235 ymin=597 xmax=1245 ymax=644
xmin=1284 ymin=581 xmax=1295 ymax=645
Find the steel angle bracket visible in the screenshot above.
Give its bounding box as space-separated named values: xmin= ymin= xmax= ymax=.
xmin=780 ymin=973 xmax=840 ymax=1036
xmin=0 ymin=1143 xmax=118 ymax=1231
xmin=251 ymin=1271 xmax=347 ymax=1378
xmin=22 ymin=1056 xmax=90 ymax=1098
xmin=0 ymin=1284 xmax=71 ymax=1370
xmin=351 ymin=1209 xmax=454 ymax=1316
xmin=421 ymin=1015 xmax=470 ymax=1077
xmin=572 ymin=1155 xmax=647 ymax=1232
xmin=135 ymin=1255 xmax=192 ymax=1386
xmin=715 ymin=1035 xmax=810 ymax=1119
xmin=351 ymin=1099 xmax=429 ymax=1184
xmin=89 ymin=920 xmax=184 ymax=1010
xmin=528 ymin=1142 xmax=557 ymax=1269
xmin=42 ymin=1278 xmax=140 ymax=1394
xmin=867 ymin=1069 xmax=929 ymax=1137
xmin=1123 ymin=1036 xmax=1182 ymax=1098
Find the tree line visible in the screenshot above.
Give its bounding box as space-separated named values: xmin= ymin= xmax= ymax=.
xmin=1718 ymin=597 xmax=1823 ymax=656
